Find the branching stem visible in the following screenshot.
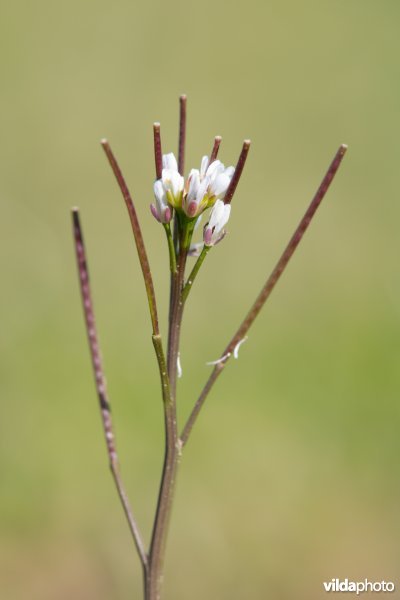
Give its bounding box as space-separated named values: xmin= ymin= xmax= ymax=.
xmin=75 ymin=94 xmax=347 ymax=600
xmin=181 ymin=245 xmax=210 ymax=304
xmin=180 ymin=144 xmax=348 ymax=446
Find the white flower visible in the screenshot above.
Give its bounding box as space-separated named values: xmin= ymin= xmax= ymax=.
xmin=150 ymin=179 xmax=172 ymax=223
xmin=152 ymin=150 xmax=235 ymax=222
xmin=203 ymin=199 xmax=231 ymax=246
xmin=183 ymin=157 xmax=235 ymax=218
xmin=161 ymin=152 xmax=184 ymax=207
xmin=204 ymin=160 xmax=234 ymax=199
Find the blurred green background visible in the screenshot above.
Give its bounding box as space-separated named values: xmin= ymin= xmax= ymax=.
xmin=1 ymin=0 xmax=399 ymax=598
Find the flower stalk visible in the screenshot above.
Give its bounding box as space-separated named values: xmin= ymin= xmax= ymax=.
xmin=72 ymin=96 xmax=347 ymax=600
xmin=163 ymin=223 xmax=177 ymax=275
xmin=181 ymin=244 xmax=210 ymax=304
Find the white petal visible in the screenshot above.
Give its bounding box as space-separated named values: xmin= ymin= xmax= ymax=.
xmin=196 ymin=178 xmax=209 ymax=203
xmin=211 ymin=202 xmax=231 ymax=237
xmin=204 ymin=200 xmax=231 ymax=246
xmin=208 ymin=199 xmax=226 ymax=229
xmin=162 ymin=152 xmax=178 ymax=172
xmin=153 ymin=180 xmax=170 ymax=222
xmin=171 ymin=171 xmax=184 ymax=196
xmin=161 ymin=168 xmax=170 ymax=187
xmin=218 ymin=204 xmax=231 ymax=230
xmin=206 ymin=160 xmax=224 ymax=178
xmin=200 ymin=155 xmax=209 ymax=179
xmin=154 ymin=179 xmax=165 ymax=203
xmin=186 ymin=169 xmax=200 ymax=202
xmin=162 ymin=169 xmax=184 ymax=197
xmin=209 ymin=173 xmax=230 ymax=197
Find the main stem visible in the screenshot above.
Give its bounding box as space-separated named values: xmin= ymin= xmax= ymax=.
xmin=145 ymin=398 xmax=179 ymax=600
xmin=146 ymin=225 xmax=190 ymax=600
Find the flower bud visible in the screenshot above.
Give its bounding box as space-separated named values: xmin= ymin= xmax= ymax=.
xmin=203 ymin=199 xmax=231 ymax=246
xmin=151 ymin=179 xmax=172 ymax=223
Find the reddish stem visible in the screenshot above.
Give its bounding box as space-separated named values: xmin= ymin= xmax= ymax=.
xmin=209 ymin=135 xmax=222 ymax=164
xmin=224 ymin=140 xmax=251 ymax=205
xmin=71 ymin=208 xmax=148 ymax=569
xmin=153 ymin=123 xmax=163 ymax=180
xmin=101 ymin=138 xmax=160 ymax=336
xmin=178 ymin=94 xmax=187 ymax=175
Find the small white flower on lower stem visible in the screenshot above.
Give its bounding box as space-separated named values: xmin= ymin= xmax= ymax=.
xmin=203 ymin=199 xmax=231 ymax=246
xmin=151 ymin=180 xmax=172 ymax=223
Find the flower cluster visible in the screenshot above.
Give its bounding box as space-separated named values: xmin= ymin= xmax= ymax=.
xmin=151 ymin=151 xmax=236 ymax=247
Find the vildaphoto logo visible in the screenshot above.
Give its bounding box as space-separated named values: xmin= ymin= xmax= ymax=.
xmin=323 ymin=579 xmax=395 ymax=594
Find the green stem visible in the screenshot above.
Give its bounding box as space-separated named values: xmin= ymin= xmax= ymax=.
xmin=181 ymin=245 xmax=210 ymax=304
xmin=167 ymin=219 xmax=194 ymax=396
xmin=181 ymin=219 xmax=195 ymax=251
xmin=152 ymin=334 xmax=172 ymax=407
xmin=163 ymin=222 xmax=177 ymax=275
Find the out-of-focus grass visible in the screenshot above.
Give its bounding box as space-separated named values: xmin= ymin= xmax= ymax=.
xmin=1 ymin=1 xmax=400 ymax=598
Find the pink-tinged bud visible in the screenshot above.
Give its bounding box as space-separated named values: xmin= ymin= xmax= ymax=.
xmin=150 ymin=203 xmax=161 ymax=222
xmin=164 ymin=206 xmax=172 ymax=223
xmin=187 ymin=201 xmax=198 ymax=218
xmin=204 ymin=227 xmax=213 ymax=245
xmin=150 ymin=202 xmax=172 ymax=224
xmin=153 ymin=179 xmax=173 ymax=223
